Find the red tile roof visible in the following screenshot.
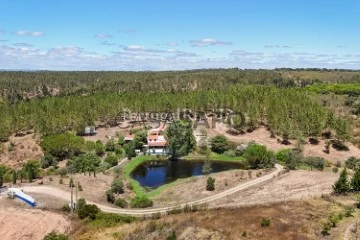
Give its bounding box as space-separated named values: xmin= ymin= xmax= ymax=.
xmin=148 ymin=141 xmax=167 ymax=147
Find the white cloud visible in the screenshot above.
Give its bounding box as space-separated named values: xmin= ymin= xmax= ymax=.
xmin=0 ymin=43 xmax=359 ymax=71
xmin=13 ymin=43 xmax=34 ymax=48
xmin=100 ymin=41 xmax=117 ymax=46
xmin=14 ymin=30 xmax=44 ymax=37
xmin=264 ymin=45 xmax=291 ymax=49
xmin=124 ymin=45 xmax=144 ymax=51
xmin=190 ymin=38 xmax=233 ymax=47
xmin=94 ymin=33 xmax=112 ymax=38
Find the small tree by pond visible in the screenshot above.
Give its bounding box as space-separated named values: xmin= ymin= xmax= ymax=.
xmin=243 ymin=144 xmax=275 ymax=169
xmin=206 ymin=177 xmax=215 ymax=191
xmin=210 ymin=135 xmax=229 ymax=154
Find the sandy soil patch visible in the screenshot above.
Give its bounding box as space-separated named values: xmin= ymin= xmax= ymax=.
xmin=0 ymin=133 xmax=43 ymax=168
xmin=83 ymin=126 xmax=128 ymax=143
xmin=208 ymin=123 xmax=360 ymax=162
xmin=0 ymin=198 xmax=70 ymax=240
xmin=302 ymin=139 xmax=360 ymax=163
xmin=213 ymin=169 xmax=338 ymax=208
xmin=32 ymin=172 xmax=134 ymax=205
xmin=153 ymin=168 xmax=272 ymax=207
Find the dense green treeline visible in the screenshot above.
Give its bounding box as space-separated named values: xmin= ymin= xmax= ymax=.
xmin=0 ymin=69 xmax=287 ymax=103
xmin=2 ymin=68 xmax=360 ymax=103
xmin=0 ymin=85 xmax=349 ymax=142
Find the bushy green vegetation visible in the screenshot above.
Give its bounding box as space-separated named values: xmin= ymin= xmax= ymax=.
xmin=130 ymin=195 xmax=153 ymax=208
xmin=66 ymin=152 xmax=101 ymax=176
xmin=333 ymin=168 xmax=350 ymax=194
xmin=243 ymin=144 xmax=275 ymax=169
xmin=110 ymin=178 xmax=124 ymax=194
xmin=210 ymin=135 xmax=229 ymax=154
xmin=206 ymin=177 xmax=215 ymax=191
xmin=307 ymin=84 xmax=360 ymax=95
xmin=166 ymin=120 xmax=196 ymax=159
xmin=114 ymin=198 xmax=128 ymax=208
xmin=345 ymin=156 xmax=360 ymax=170
xmin=104 ymin=154 xmax=118 ymax=167
xmin=89 ymin=212 xmax=136 ymax=228
xmin=41 ymin=133 xmax=88 ymax=160
xmin=43 ymin=232 xmax=69 ymax=240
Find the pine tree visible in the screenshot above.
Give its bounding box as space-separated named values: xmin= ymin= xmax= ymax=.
xmin=351 ymin=168 xmax=360 ymax=191
xmin=333 ymin=168 xmax=350 ymax=194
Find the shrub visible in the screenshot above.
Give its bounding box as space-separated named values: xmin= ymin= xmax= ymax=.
xmin=91 ymin=212 xmax=135 ymax=228
xmin=57 ymin=167 xmax=67 ymax=177
xmin=114 ymin=198 xmax=128 ymax=208
xmin=60 ymin=204 xmax=71 ymax=212
xmin=210 ymin=135 xmax=229 ymax=154
xmin=332 ymin=139 xmax=349 ymax=151
xmin=351 ymin=168 xmax=360 ymax=191
xmin=321 ymin=222 xmax=331 ymax=236
xmin=111 ymin=178 xmax=124 ymax=194
xmin=76 ymin=198 xmax=86 ymax=213
xmin=333 ymin=168 xmax=350 ymax=194
xmin=344 ymin=206 xmax=355 ymax=217
xmin=78 ymin=182 xmax=83 ymax=191
xmin=260 ymin=217 xmax=271 ymax=227
xmin=77 ymin=204 xmax=100 ymax=220
xmin=104 ymin=154 xmax=118 ymax=167
xmin=105 ymin=190 xmax=115 ymax=203
xmin=95 ymin=140 xmax=105 ymax=156
xmin=105 ymin=140 xmax=116 ymax=152
xmin=275 ymin=149 xmax=298 ymax=170
xmin=243 ymin=144 xmax=275 ymax=169
xmin=43 ymin=231 xmax=69 ymax=240
xmin=166 ymin=231 xmax=177 ymax=240
xmin=114 ymin=146 xmax=124 ymax=156
xmin=130 ymin=195 xmax=153 ymax=208
xmin=345 ymin=156 xmax=360 ymax=170
xmin=328 ymin=213 xmax=341 ymax=227
xmin=304 ymin=157 xmax=325 ymax=170
xmin=206 ymin=177 xmax=215 ymax=191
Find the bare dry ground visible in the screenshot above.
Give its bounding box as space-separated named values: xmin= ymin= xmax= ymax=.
xmin=31 ymin=172 xmax=131 ymax=205
xmin=75 ymin=199 xmax=343 ymax=240
xmin=153 ymin=168 xmax=273 ymax=207
xmin=213 ymin=169 xmax=339 ymax=208
xmin=0 ymin=133 xmax=43 ymax=168
xmin=83 ymin=126 xmax=128 ymax=143
xmin=0 ymin=197 xmax=70 ymax=240
xmin=208 ymin=123 xmax=360 ymax=162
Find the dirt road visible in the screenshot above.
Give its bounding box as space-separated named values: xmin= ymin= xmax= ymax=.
xmin=23 ymin=164 xmax=284 ymax=216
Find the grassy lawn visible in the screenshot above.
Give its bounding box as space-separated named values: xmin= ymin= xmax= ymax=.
xmin=123 ymin=153 xmax=245 ymax=198
xmin=183 ymin=152 xmax=245 ymax=162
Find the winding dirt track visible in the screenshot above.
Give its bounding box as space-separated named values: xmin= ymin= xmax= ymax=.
xmin=22 ymin=164 xmax=283 ymax=216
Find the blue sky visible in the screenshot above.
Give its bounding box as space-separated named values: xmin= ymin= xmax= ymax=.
xmin=0 ymin=0 xmax=359 ymax=70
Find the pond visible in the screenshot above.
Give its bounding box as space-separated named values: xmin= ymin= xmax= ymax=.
xmin=131 ymin=160 xmax=244 ymax=188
